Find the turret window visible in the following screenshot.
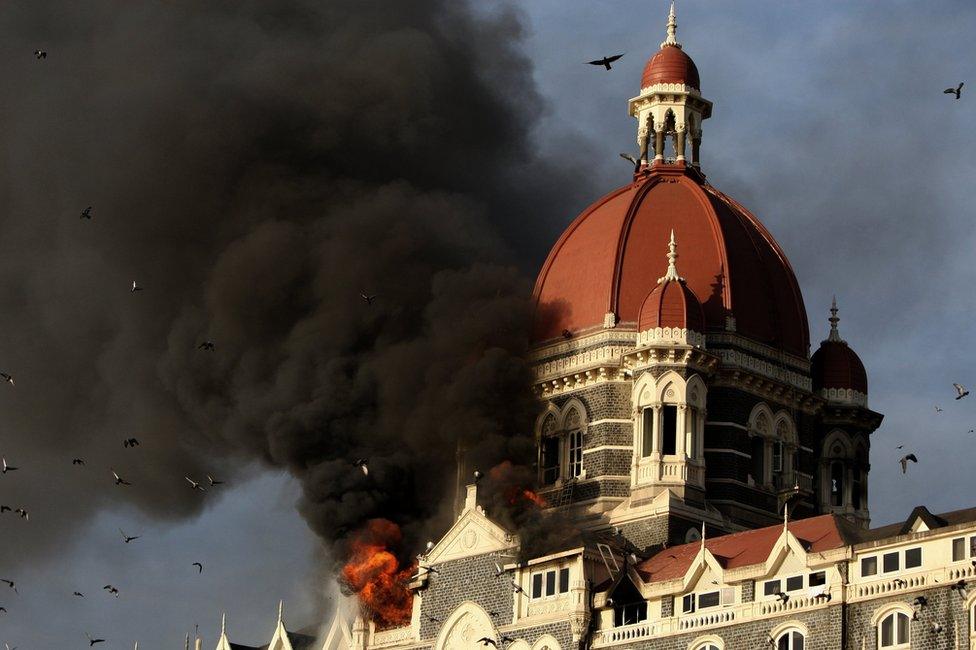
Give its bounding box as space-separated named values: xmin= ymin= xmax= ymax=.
xmin=641 ymin=408 xmax=654 ymax=458
xmin=661 ymin=405 xmax=678 ymax=455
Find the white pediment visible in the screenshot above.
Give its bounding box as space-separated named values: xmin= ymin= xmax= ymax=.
xmin=426 ymin=485 xmax=516 ymax=565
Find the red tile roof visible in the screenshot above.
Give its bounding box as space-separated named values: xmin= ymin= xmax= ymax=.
xmin=641 ymin=45 xmax=700 ymax=89
xmin=634 ymin=515 xmax=850 ymax=584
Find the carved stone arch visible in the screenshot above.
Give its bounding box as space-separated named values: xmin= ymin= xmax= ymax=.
xmin=531 ymin=634 xmax=561 ymax=650
xmin=688 ymin=633 xmax=725 ymax=650
xmin=536 ymin=404 xmax=560 ymax=440
xmin=633 ymin=371 xmax=657 ymax=409
xmin=434 ymin=601 xmax=497 ymax=650
xmin=769 ymin=620 xmax=809 ymax=645
xmin=870 ymin=602 xmax=914 ymax=626
xmin=772 ymin=411 xmax=796 ymax=444
xmin=655 ymin=370 xmax=686 ymax=403
xmin=507 ymin=641 xmax=531 ymax=650
xmin=686 ymin=374 xmax=707 ymax=410
xmin=560 ymin=397 xmax=588 ymax=432
xmin=823 ymin=430 xmax=853 ymax=459
xmin=748 ymin=402 xmax=774 ymax=437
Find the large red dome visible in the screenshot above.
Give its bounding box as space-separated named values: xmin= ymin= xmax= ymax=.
xmin=531 ymin=166 xmax=810 ymax=356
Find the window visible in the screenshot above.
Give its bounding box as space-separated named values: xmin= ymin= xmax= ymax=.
xmin=904 ymin=547 xmax=922 ymax=569
xmin=613 ymin=601 xmax=647 ymax=627
xmin=662 ymin=405 xmax=678 ymax=455
xmin=530 ymin=569 xmax=568 ymax=599
xmin=750 ymin=436 xmax=765 ymax=484
xmin=772 ymin=440 xmax=783 ymax=473
xmin=642 ymin=408 xmax=653 ymax=458
xmin=698 ymin=591 xmax=720 ymax=609
xmin=861 ymin=556 xmax=877 ymax=577
xmin=809 ymin=572 xmax=826 ymax=587
xmin=786 ymin=576 xmax=804 ymax=592
xmin=830 ymin=461 xmax=844 ymax=507
xmin=541 ymin=437 xmax=560 ymax=485
xmin=776 ymin=630 xmax=804 ymax=650
xmin=764 ymin=580 xmax=782 ymax=596
xmin=568 ymin=429 xmax=583 ymax=478
xmin=882 ymin=552 xmax=899 ymax=573
xmin=682 ymin=593 xmax=696 ymax=614
xmin=954 ymin=537 xmax=966 ymax=562
xmin=879 ymin=611 xmax=910 ymax=648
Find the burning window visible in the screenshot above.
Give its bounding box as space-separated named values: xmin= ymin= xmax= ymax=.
xmin=541 ymin=436 xmax=560 ymax=486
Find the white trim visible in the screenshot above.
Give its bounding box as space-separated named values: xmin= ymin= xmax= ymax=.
xmin=589 ymin=418 xmax=634 ymax=426
xmin=582 ymin=445 xmax=634 ymax=455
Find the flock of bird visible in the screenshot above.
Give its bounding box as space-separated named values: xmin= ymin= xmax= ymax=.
xmin=897 ymin=383 xmax=970 ymax=474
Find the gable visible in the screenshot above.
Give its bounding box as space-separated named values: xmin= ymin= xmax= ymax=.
xmin=426 ymin=486 xmax=516 ymax=565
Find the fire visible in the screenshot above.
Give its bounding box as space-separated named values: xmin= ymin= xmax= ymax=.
xmin=341 ymin=519 xmax=416 ymax=629
xmin=488 ymin=461 xmax=548 ymax=508
xmin=519 ymin=488 xmax=547 ymax=508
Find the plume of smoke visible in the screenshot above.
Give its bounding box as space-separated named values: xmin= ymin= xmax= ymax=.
xmin=0 ymin=0 xmax=591 ymax=575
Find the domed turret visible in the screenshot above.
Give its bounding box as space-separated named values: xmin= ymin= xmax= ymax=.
xmin=641 ymin=3 xmax=700 ymax=89
xmin=811 ymin=298 xmax=868 ymax=397
xmin=637 ymin=230 xmax=705 ymax=332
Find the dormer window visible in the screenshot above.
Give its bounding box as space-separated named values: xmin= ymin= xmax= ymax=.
xmin=610 ymin=579 xmax=647 ymax=627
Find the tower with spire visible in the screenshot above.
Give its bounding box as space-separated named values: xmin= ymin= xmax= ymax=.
xmin=629 ymin=2 xmax=712 ymax=167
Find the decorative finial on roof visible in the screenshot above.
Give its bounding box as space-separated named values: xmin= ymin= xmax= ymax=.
xmin=661 ymin=1 xmax=681 ymax=49
xmin=221 ymin=612 xmax=226 ymax=636
xmin=783 ymin=502 xmax=789 ymax=533
xmin=277 ymin=599 xmax=284 ymax=625
xmin=700 ymin=521 xmax=706 ymax=553
xmin=657 ymin=229 xmax=684 ymax=284
xmin=828 ymin=296 xmax=842 ymax=342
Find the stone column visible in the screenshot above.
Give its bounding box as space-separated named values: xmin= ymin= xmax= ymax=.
xmin=677 ymin=404 xmax=688 ymax=459
xmin=638 ymin=125 xmax=650 ymax=164
xmin=675 ymin=128 xmax=687 ymax=162
xmin=692 ymin=136 xmax=702 ymax=167
xmin=654 ymin=128 xmax=666 ymax=162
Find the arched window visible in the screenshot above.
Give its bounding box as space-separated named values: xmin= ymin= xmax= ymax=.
xmin=853 ymin=446 xmax=868 ymax=510
xmin=539 ymin=413 xmax=559 ymax=486
xmin=750 ymin=436 xmax=766 ymax=485
xmin=776 ymin=630 xmax=804 ymax=650
xmin=565 ymin=408 xmax=584 ymax=479
xmin=878 ymin=611 xmax=910 ymax=648
xmin=695 ymin=645 xmax=720 ymax=650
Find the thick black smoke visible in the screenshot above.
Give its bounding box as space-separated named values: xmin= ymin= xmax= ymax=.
xmin=0 ymin=0 xmax=592 ymax=572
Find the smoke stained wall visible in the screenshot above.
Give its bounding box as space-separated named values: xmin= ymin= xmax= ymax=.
xmin=0 ymin=0 xmax=592 ymax=574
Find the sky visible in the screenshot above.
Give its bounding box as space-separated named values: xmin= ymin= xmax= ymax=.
xmin=2 ymin=1 xmax=976 ymax=647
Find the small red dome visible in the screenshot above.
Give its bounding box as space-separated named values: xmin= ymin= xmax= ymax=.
xmin=641 ymin=45 xmax=700 ymax=89
xmin=639 ymin=279 xmax=705 ymax=332
xmin=811 ymin=341 xmax=867 ymax=394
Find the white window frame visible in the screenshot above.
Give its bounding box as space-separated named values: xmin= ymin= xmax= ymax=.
xmin=530 ymin=568 xmax=569 ymax=600
xmin=776 ymin=629 xmax=805 ymax=650
xmin=878 ymin=610 xmax=910 ymax=648
xmin=567 ymin=428 xmax=583 ymax=478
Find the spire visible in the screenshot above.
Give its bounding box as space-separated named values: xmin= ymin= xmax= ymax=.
xmin=827 ymin=296 xmax=842 ymax=342
xmin=783 ymin=501 xmax=790 ymax=534
xmin=661 ymin=1 xmax=681 ymax=49
xmin=221 ymin=612 xmax=226 ymax=636
xmin=657 ymin=230 xmax=684 ymax=284
xmin=700 ymin=521 xmax=706 ymax=553
xmin=277 ymin=599 xmax=284 ymax=625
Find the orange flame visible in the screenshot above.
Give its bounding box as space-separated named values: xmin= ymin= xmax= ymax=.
xmin=519 ymin=488 xmax=547 ymax=508
xmin=488 ymin=461 xmax=548 ymax=508
xmin=341 ymin=519 xmax=416 ymax=629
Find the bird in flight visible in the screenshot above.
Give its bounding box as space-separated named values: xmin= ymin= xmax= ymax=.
xmin=896 ymin=445 xmax=904 ymax=450
xmin=360 ymin=293 xmax=377 ymax=305
xmin=4 ymin=642 xmax=14 ymax=650
xmin=79 ymin=206 xmax=92 ymax=220
xmin=619 ymin=152 xmax=642 ymax=172
xmin=899 ymin=453 xmax=919 ymax=474
xmin=935 ymin=406 xmax=943 ymax=413
xmin=0 ymin=373 xmax=12 ymax=386
xmin=14 ymin=509 xmax=28 ymax=521
xmin=86 ymin=633 xmax=105 ymax=646
xmin=119 ymin=529 xmax=140 ymax=544
xmin=184 ymin=476 xmax=206 ymax=491
xmin=192 ymin=562 xmax=203 ymax=574
xmin=950 ymin=579 xmax=968 ymax=598
xmin=476 ymin=639 xmax=498 ymax=648
xmin=1 ymin=458 xmax=17 ymax=474
xmin=73 ymin=591 xmax=84 ymax=597
xmin=0 ymin=506 xmax=8 ymax=514
xmin=353 ymin=458 xmax=369 ymax=476
xmin=123 ymin=438 xmax=140 ymax=448
xmin=586 ymin=53 xmax=624 ymax=70
xmin=130 ymin=281 xmax=142 ymax=292
xmin=72 ymin=458 xmax=85 ymax=465
xmin=103 ymin=585 xmax=119 ymax=598
xmin=34 ymin=49 xmax=46 ymax=59
xmin=112 ymin=469 xmax=132 ymax=486
xmin=944 ymin=82 xmax=964 ymax=99
xmin=775 ymin=591 xmax=790 ymax=603
xmin=206 ymin=474 xmax=223 ymax=486
xmin=954 ymin=383 xmax=969 ymax=400
xmin=198 ymin=341 xmax=215 ymax=351
xmin=0 ymin=580 xmax=16 ymax=594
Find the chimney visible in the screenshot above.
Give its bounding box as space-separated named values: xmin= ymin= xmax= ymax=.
xmin=464 ymin=483 xmax=478 ymax=512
